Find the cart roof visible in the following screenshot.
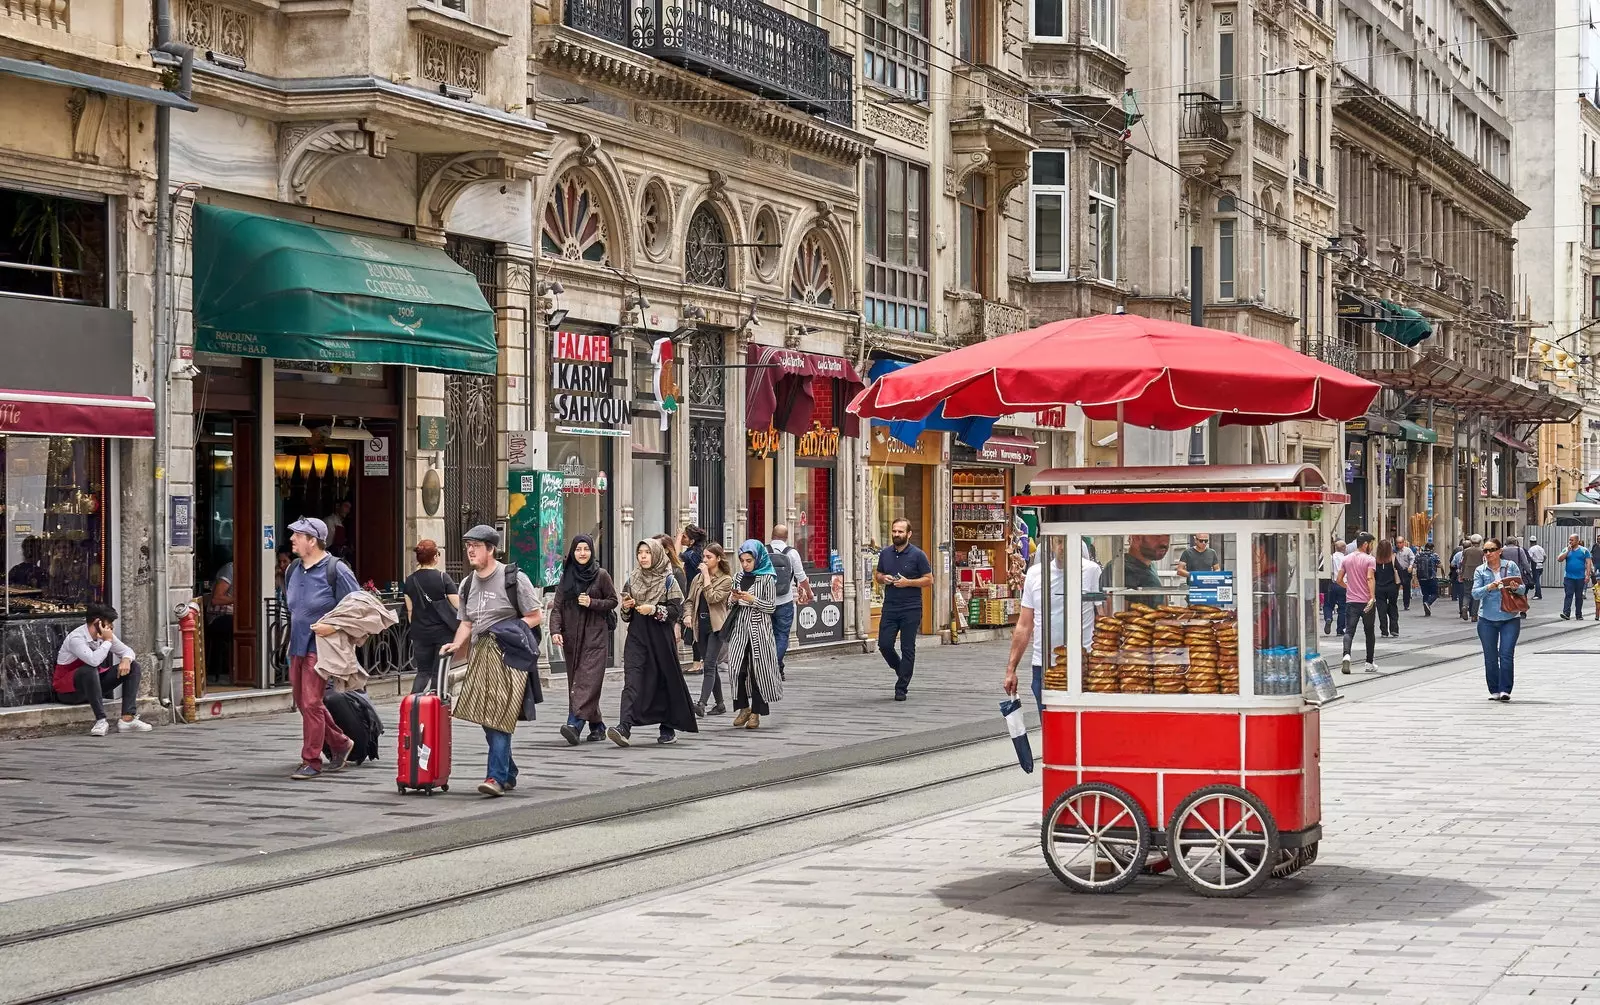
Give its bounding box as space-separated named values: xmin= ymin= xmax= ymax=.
xmin=1023 ymin=464 xmax=1329 ymax=494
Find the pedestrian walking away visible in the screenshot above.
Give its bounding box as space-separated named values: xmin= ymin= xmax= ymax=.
xmin=1373 ymin=539 xmax=1401 ymax=638
xmin=725 ymin=540 xmax=784 ymax=729
xmin=767 ymin=524 xmax=813 ymax=679
xmin=1448 ymin=541 xmax=1464 ymax=602
xmin=1528 ymin=539 xmax=1546 ymax=599
xmin=440 ymin=525 xmax=544 ymax=797
xmin=1002 ymin=538 xmax=1098 ymax=715
xmin=876 ymin=518 xmax=933 ymax=700
xmin=1472 ymin=539 xmax=1526 ymax=701
xmin=1337 ymin=531 xmax=1379 ymax=674
xmin=677 ymin=524 xmax=708 ymax=670
xmin=401 ymin=539 xmax=460 ymax=695
xmin=549 ymin=534 xmax=619 ymax=745
xmin=1557 ymin=534 xmax=1593 ymax=620
xmin=1321 ymin=539 xmax=1347 ymax=635
xmin=1414 ymin=540 xmax=1441 ymax=615
xmin=283 ymin=517 xmax=362 ymax=780
xmin=611 ymin=539 xmax=699 ymax=747
xmin=1458 ymin=536 xmax=1485 ymax=621
xmin=53 ymin=603 xmax=151 ymax=736
xmin=1394 ymin=537 xmax=1416 ymax=610
xmin=685 ymin=542 xmax=733 ymax=717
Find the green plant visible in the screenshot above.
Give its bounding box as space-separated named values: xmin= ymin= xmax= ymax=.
xmin=9 ymin=193 xmax=89 ymax=300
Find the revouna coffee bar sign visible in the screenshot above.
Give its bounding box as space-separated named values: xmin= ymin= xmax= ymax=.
xmin=551 ymin=330 xmax=627 ymax=433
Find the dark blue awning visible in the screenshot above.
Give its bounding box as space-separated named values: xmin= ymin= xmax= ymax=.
xmin=866 ymin=359 xmax=997 ymax=449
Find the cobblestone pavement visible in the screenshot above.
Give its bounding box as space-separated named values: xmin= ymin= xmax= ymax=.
xmin=0 ymin=638 xmax=1001 ymax=904
xmin=299 ymin=632 xmax=1600 ymax=1005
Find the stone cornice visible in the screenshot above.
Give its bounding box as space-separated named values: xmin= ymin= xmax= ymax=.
xmin=189 ymin=67 xmax=553 ymax=163
xmin=1335 ymin=90 xmax=1527 ymax=225
xmin=535 ymin=29 xmax=872 ymax=165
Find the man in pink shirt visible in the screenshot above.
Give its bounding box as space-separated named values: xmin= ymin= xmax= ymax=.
xmin=1336 ymin=532 xmax=1379 ymax=674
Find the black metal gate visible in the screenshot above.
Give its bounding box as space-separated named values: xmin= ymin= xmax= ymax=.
xmin=444 ymin=236 xmax=499 ymax=579
xmin=687 ymin=330 xmax=727 ymax=545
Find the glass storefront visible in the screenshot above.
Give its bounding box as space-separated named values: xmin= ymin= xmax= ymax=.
xmin=0 ymin=435 xmax=112 ymax=707
xmin=550 ymin=432 xmax=613 ymax=564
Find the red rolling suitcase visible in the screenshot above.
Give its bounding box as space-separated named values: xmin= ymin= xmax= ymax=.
xmin=397 ymin=656 xmax=453 ymax=795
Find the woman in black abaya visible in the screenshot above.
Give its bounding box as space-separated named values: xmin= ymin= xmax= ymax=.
xmin=609 ymin=538 xmax=698 ymax=747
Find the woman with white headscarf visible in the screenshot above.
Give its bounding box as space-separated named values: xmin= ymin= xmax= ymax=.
xmin=609 ymin=538 xmax=699 ymax=747
xmin=724 ymin=540 xmax=784 ymax=730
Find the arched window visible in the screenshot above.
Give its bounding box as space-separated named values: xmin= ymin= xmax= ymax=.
xmin=789 ymin=231 xmax=837 ymax=306
xmin=540 ymin=171 xmax=609 ymax=264
xmin=685 ymin=205 xmax=728 ymax=288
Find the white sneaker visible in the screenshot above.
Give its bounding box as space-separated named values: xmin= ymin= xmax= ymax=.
xmin=89 ymin=719 xmax=109 ymax=737
xmin=117 ymin=717 xmax=153 ymax=733
xmin=1340 ymin=654 xmax=1352 ymax=675
xmin=1363 ymin=661 xmax=1380 ymax=674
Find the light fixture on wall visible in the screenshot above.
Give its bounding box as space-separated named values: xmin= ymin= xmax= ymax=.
xmin=274 ymin=454 xmax=296 ymax=496
xmin=538 ymin=280 xmax=568 ymax=329
xmin=206 ymin=50 xmax=246 ymax=71
xmin=296 ymin=454 xmax=314 ymax=479
xmin=330 ymin=451 xmax=352 ymax=494
xmin=312 ymin=453 xmax=331 ymax=478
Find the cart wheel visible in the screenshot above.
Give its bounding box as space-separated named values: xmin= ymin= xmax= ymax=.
xmin=1166 ymin=785 xmax=1280 ymax=898
xmin=1041 ymin=782 xmax=1152 ymax=894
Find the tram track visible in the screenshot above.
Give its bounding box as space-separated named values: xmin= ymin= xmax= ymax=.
xmin=2 ymin=736 xmax=1020 ymax=1005
xmin=0 ymin=728 xmax=1003 ymax=952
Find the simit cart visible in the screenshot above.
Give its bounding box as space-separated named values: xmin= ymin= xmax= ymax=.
xmin=1017 ymin=464 xmax=1345 ymax=898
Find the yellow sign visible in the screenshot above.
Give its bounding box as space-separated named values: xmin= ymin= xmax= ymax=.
xmin=748 ymin=426 xmax=782 ymax=459
xmin=796 ymin=422 xmax=841 ymax=460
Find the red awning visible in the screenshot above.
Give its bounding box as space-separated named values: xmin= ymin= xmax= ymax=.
xmin=745 ymin=344 xmax=864 ymax=437
xmin=975 ymin=434 xmax=1040 ymax=466
xmin=0 ymin=389 xmax=155 ymax=439
xmin=1493 ymin=432 xmax=1535 ymax=453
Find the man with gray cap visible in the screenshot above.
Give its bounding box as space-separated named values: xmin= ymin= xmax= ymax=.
xmin=283 ymin=517 xmax=362 ymax=780
xmin=440 ymin=524 xmax=543 ymax=797
xmin=1458 ymin=535 xmax=1485 ymax=622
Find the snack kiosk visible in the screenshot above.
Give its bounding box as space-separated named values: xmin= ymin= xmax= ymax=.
xmin=1019 ymin=464 xmax=1343 ymax=898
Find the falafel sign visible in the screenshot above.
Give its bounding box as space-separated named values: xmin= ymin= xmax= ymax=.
xmin=551 ymin=330 xmax=629 ymax=434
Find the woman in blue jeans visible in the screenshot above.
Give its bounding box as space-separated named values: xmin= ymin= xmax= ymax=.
xmin=1471 ymin=539 xmax=1526 ymax=702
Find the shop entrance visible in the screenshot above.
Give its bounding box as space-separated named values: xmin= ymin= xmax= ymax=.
xmin=196 ymin=411 xmax=260 ymax=691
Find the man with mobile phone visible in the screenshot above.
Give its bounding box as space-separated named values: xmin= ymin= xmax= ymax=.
xmin=53 ymin=603 xmax=151 ymax=736
xmin=875 ymin=519 xmax=933 ymax=701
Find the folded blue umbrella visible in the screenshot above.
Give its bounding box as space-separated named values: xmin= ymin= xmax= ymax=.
xmin=1000 ymin=697 xmax=1034 ymax=773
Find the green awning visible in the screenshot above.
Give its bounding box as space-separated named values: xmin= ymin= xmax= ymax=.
xmin=192 ymin=204 xmax=496 ymax=374
xmin=1376 ymin=300 xmax=1434 ymax=347
xmin=1395 ymin=418 xmax=1438 ymax=443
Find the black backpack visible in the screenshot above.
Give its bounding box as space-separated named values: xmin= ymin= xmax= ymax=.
xmin=460 ymin=562 xmax=544 ymax=642
xmin=771 ymin=547 xmax=795 ymax=597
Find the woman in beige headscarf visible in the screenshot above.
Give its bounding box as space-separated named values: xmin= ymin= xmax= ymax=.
xmin=609 ymin=538 xmax=699 ymax=747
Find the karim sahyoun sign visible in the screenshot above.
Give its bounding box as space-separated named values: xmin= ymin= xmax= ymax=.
xmin=551 ymin=330 xmax=627 ymax=429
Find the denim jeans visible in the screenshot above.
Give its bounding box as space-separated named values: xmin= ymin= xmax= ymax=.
xmin=1030 ymin=663 xmax=1043 ymax=716
xmin=1321 ymin=582 xmax=1347 ymax=632
xmin=1419 ymin=577 xmax=1439 ymax=606
xmin=772 ymin=601 xmax=796 ymax=671
xmin=1564 ymin=577 xmax=1587 ymax=618
xmin=1530 ymin=567 xmax=1543 ymax=599
xmin=1341 ymin=602 xmax=1376 ymax=663
xmin=1477 ymin=616 xmax=1519 ymax=695
xmin=484 ymin=726 xmax=518 ymax=787
xmin=878 ymin=607 xmax=920 ymax=694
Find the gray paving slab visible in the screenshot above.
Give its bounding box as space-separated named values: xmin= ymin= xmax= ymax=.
xmin=296 ymin=626 xmax=1600 ymax=1005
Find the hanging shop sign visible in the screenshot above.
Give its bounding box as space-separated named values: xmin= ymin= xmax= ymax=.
xmin=867 ymin=426 xmax=943 ymax=466
xmin=417 ymin=415 xmax=449 ymax=452
xmin=796 ymin=422 xmax=841 ymax=460
xmin=976 ymin=436 xmax=1039 ymax=466
xmin=552 ymin=330 xmax=628 ymax=433
xmin=749 ymin=425 xmax=782 ymax=459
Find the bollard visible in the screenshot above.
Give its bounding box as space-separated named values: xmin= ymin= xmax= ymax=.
xmin=177 ymin=600 xmax=200 ymax=723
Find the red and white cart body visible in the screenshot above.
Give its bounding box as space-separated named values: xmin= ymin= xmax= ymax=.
xmin=1018 ymin=464 xmax=1344 ymax=897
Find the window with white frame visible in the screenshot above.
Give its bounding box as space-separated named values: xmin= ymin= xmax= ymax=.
xmin=1029 ymin=150 xmax=1068 ymax=278
xmin=1031 ymin=0 xmax=1064 ymax=39
xmin=1090 ymin=0 xmax=1116 ymax=51
xmin=1089 ymin=158 xmax=1118 ymax=282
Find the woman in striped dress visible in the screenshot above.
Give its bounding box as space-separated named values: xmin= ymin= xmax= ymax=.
xmin=725 ymin=540 xmax=784 ymax=730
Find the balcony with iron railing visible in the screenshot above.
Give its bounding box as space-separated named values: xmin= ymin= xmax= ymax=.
xmin=563 ymin=0 xmax=853 ymax=126
xmin=1178 ymin=91 xmax=1232 ymax=175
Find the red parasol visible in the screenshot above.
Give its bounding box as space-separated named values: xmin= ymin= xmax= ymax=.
xmin=847 ymin=314 xmax=1380 ymax=430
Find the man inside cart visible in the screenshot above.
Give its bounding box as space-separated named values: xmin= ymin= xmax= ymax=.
xmin=1121 ymin=535 xmax=1170 ymax=591
xmin=1175 ymin=534 xmax=1219 ymax=577
xmin=1004 ymin=539 xmax=1101 ymax=713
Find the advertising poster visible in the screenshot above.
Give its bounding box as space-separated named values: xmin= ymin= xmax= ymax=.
xmin=795 ymin=569 xmax=845 ymax=646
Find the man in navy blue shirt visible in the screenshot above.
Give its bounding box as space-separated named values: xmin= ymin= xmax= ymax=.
xmin=283 ymin=517 xmax=362 ymax=780
xmin=876 ymin=518 xmax=933 ymax=701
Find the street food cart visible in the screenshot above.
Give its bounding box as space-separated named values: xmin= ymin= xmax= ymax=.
xmin=1017 ymin=464 xmax=1345 ymax=897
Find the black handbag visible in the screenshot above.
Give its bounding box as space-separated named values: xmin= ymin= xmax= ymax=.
xmin=413 ymin=570 xmax=461 ymax=635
